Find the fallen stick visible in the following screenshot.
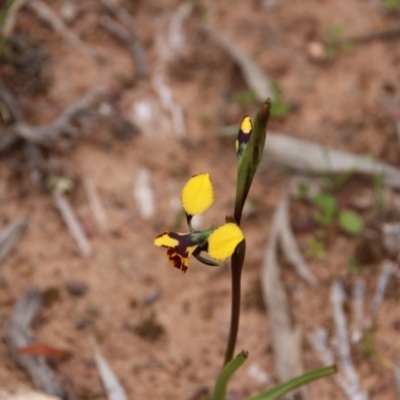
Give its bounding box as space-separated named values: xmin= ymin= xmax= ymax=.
xmin=265 ymin=132 xmax=400 ymax=190
xmin=91 ymin=337 xmax=128 ymax=400
xmin=278 ymin=189 xmax=317 ymax=285
xmin=203 ymin=25 xmax=274 ymax=102
xmin=0 ymin=78 xmax=24 ymax=122
xmin=330 ymin=281 xmax=368 ymax=400
xmin=5 ymin=287 xmax=67 ymax=399
xmin=370 ymin=260 xmax=397 ymax=319
xmin=99 ymin=15 xmax=147 ymax=79
xmin=100 ymin=0 xmax=147 ymax=78
xmin=53 ymin=191 xmax=92 ymax=257
xmin=0 ymin=215 xmax=29 ymax=265
xmin=351 ymin=278 xmax=365 ymax=344
xmin=13 ymin=87 xmax=108 ymax=146
xmin=84 ymin=175 xmax=109 ymax=234
xmin=308 ymin=329 xmax=362 ymax=400
xmin=261 ymin=191 xmax=308 ymax=400
xmin=27 ymin=0 xmax=97 ymax=61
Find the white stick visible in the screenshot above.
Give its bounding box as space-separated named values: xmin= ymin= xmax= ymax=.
xmin=53 ymin=191 xmax=92 ymax=257
xmin=84 ymin=176 xmax=109 ymax=234
xmin=370 ymin=260 xmax=397 ymax=319
xmin=351 ymin=278 xmax=365 ymax=344
xmin=331 ymin=281 xmax=368 ymax=400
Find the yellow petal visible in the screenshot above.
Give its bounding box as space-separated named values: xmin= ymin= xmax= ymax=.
xmin=154 ymin=233 xmax=179 ymax=248
xmin=181 ymin=173 xmax=214 ymax=216
xmin=240 ymin=116 xmax=252 ymax=134
xmin=207 ymin=223 xmax=244 ymax=261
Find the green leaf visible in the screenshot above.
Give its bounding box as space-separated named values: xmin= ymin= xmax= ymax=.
xmin=346 ymin=255 xmax=362 ymax=274
xmin=270 ymin=100 xmax=291 ymax=118
xmin=245 ymin=365 xmax=337 ymax=400
xmin=312 ymin=193 xmax=337 ymax=225
xmin=212 ymin=351 xmax=248 ymax=400
xmin=234 ymin=100 xmax=271 ymax=224
xmin=0 ymin=0 xmax=15 ymax=57
xmin=338 ymin=209 xmax=364 ymax=235
xmin=233 ymin=89 xmax=257 ymax=105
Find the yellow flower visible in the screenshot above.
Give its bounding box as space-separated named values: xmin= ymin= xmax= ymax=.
xmin=154 ymin=174 xmax=244 ymax=273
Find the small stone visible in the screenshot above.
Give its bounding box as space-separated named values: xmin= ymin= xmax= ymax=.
xmin=66 ymin=281 xmax=88 ymax=297
xmin=306 ymin=41 xmax=326 ymax=62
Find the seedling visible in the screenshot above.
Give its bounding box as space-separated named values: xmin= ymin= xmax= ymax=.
xmin=381 ymin=0 xmax=400 ymax=11
xmin=270 ymin=81 xmax=291 ymax=118
xmin=233 ymin=89 xmax=257 ymax=105
xmin=324 ymin=25 xmax=353 ymax=60
xmin=306 ymin=235 xmax=326 ymax=260
xmin=346 ymin=255 xmax=362 ymax=274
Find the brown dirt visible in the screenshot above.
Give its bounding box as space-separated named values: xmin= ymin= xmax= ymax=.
xmin=1 ymin=0 xmax=400 ymax=399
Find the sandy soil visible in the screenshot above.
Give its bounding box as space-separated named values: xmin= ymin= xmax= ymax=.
xmin=0 ymin=1 xmax=400 ymax=399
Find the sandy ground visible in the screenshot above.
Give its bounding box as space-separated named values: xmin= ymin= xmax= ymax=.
xmin=0 ymin=1 xmax=400 ymax=399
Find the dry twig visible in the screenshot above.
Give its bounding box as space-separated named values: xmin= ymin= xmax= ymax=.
xmin=265 ymin=132 xmax=400 ymax=189
xmin=84 ymin=176 xmax=109 ymax=234
xmin=277 ymin=189 xmax=317 ymax=285
xmin=330 ymin=281 xmax=368 ymax=400
xmin=27 ymin=0 xmax=97 ymax=61
xmin=91 ymin=337 xmax=128 ymax=400
xmin=203 ymin=25 xmax=274 ymax=101
xmin=370 ymin=260 xmax=396 ymax=319
xmin=351 ymin=278 xmax=365 ymax=344
xmin=0 ymin=215 xmax=29 ymax=265
xmin=261 ymin=191 xmax=308 ymax=400
xmin=100 ymin=0 xmax=147 ymax=78
xmin=53 ymin=191 xmax=92 ymax=257
xmin=5 ymin=287 xmax=67 ymax=399
xmin=13 ymin=87 xmax=107 ymax=146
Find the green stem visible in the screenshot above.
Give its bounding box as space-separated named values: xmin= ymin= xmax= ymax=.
xmin=223 ymin=240 xmax=246 ymax=365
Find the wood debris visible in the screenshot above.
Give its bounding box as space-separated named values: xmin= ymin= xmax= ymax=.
xmin=351 ymin=278 xmax=365 ymax=344
xmin=53 ymin=191 xmax=92 ymax=258
xmin=308 ymin=329 xmax=361 ymax=399
xmin=84 ymin=176 xmax=109 ymax=234
xmin=0 ymin=215 xmax=29 ymax=265
xmin=133 ymin=168 xmax=155 ymax=220
xmin=261 ymin=190 xmax=308 ymax=400
xmin=27 ymin=0 xmax=97 ymax=61
xmin=100 ymin=0 xmax=147 ymax=78
xmin=370 ymin=260 xmax=397 ymax=319
xmin=152 ymin=74 xmax=185 ymax=137
xmin=91 ymin=337 xmax=128 ymax=400
xmin=330 ymin=281 xmax=368 ymax=400
xmin=13 ymin=87 xmax=108 ymax=146
xmin=277 ymin=189 xmax=317 ymax=285
xmin=5 ymin=287 xmax=67 ymax=399
xmin=265 ymin=132 xmax=400 ymax=189
xmin=203 ymin=25 xmax=274 ymax=102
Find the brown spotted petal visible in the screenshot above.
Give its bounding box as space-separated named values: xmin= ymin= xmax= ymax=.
xmin=154 ymin=231 xmax=205 ymax=273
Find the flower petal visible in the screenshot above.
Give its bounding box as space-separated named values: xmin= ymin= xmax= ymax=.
xmin=166 ymin=248 xmax=190 ymax=273
xmin=181 ymin=173 xmax=214 ymax=216
xmin=235 ymin=116 xmax=252 ymax=160
xmin=207 ymin=223 xmax=244 ymax=261
xmin=154 ymin=233 xmax=179 ymax=248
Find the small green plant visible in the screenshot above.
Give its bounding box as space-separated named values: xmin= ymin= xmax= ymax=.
xmin=233 ymin=89 xmax=257 ymax=105
xmin=346 ymin=255 xmax=362 ymax=274
xmin=0 ymin=0 xmax=15 ymax=57
xmin=306 ymin=235 xmax=326 ymax=260
xmin=324 ymin=25 xmax=353 ymax=60
xmin=270 ymin=81 xmax=291 ymax=118
xmin=310 ymin=192 xmax=364 ymax=236
xmin=154 ymin=102 xmax=336 ymax=398
xmin=381 ymin=0 xmax=400 ymax=10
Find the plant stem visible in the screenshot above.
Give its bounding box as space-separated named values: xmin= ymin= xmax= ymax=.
xmin=224 ymin=240 xmax=246 ymax=365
